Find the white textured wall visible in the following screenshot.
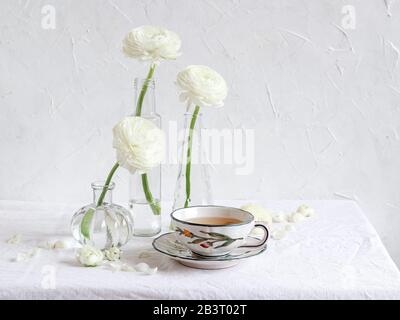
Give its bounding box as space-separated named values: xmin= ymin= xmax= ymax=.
xmin=1 ymin=0 xmax=400 ymax=265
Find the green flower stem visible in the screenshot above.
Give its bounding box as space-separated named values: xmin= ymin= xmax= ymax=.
xmin=135 ymin=63 xmax=160 ymax=216
xmin=80 ymin=163 xmax=120 ymax=239
xmin=135 ymin=64 xmax=156 ymax=116
xmin=96 ymin=162 xmax=120 ymax=206
xmin=184 ymin=105 xmax=201 ymax=208
xmin=141 ymin=174 xmax=161 ymax=215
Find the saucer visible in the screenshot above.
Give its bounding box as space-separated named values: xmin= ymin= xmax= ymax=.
xmin=152 ymin=232 xmax=267 ymax=269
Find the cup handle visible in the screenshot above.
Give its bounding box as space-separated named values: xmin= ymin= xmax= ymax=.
xmin=239 ymin=223 xmax=269 ymax=248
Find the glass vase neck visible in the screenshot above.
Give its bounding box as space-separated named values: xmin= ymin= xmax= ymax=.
xmin=134 ymin=78 xmax=155 ymax=90
xmin=184 ymin=111 xmax=203 ymax=117
xmin=134 ymin=77 xmax=156 ymax=115
xmin=183 ymin=111 xmax=203 ymax=129
xmin=185 ymin=104 xmax=203 ymax=116
xmin=91 ymin=181 xmax=114 ymax=205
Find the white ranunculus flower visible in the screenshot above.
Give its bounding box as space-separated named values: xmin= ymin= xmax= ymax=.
xmin=176 ymin=65 xmax=228 ymax=108
xmin=77 ymin=245 xmax=104 ymax=267
xmin=123 ymin=25 xmax=181 ymax=63
xmin=113 ymin=117 xmax=165 ymax=174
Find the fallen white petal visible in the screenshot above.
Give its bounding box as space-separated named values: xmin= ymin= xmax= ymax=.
xmin=285 ymin=224 xmax=296 ymax=232
xmin=108 ymin=262 xmax=123 ymax=272
xmin=134 ymin=262 xmax=158 ymax=275
xmin=272 ymin=213 xmax=286 ymax=223
xmin=144 ymin=267 xmax=158 ymax=275
xmin=108 ymin=261 xmax=135 ymax=272
xmin=288 ymin=212 xmax=306 ymax=223
xmin=14 ymin=248 xmax=41 ymax=262
xmin=121 ymin=264 xmax=136 ymax=272
xmin=271 ymin=229 xmax=286 ymax=240
xmin=31 ymin=248 xmax=41 ymax=256
xmin=38 ymin=241 xmax=55 ymax=249
xmin=39 ymin=239 xmax=75 ymax=250
xmin=7 ymin=234 xmax=22 ymax=245
xmin=54 ymin=240 xmax=73 ymax=249
xmin=134 ymin=262 xmax=150 ymax=272
xmin=296 ymin=204 xmax=315 ymax=217
xmin=15 ymin=252 xmax=29 ymax=262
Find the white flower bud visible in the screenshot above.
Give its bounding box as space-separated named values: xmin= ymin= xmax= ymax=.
xmin=76 ymin=245 xmax=104 ymax=267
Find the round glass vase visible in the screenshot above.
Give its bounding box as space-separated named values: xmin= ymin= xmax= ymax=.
xmin=129 ymin=78 xmax=162 ymax=237
xmin=71 ymin=181 xmax=133 ymax=250
xmin=172 ymin=110 xmax=213 ymax=211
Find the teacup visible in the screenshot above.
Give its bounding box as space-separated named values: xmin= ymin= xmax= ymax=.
xmin=171 ymin=205 xmax=269 ymax=257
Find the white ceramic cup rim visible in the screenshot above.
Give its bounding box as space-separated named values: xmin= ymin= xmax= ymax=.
xmin=170 ymin=205 xmax=255 ymax=227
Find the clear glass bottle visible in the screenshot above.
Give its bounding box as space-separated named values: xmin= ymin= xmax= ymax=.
xmin=129 ymin=78 xmax=162 ymax=236
xmin=71 ymin=181 xmax=133 ymax=249
xmin=173 ymin=110 xmax=213 ymax=211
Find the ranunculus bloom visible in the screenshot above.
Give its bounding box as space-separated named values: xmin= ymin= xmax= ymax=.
xmin=176 ymin=65 xmax=228 ymax=108
xmin=123 ymin=25 xmax=181 ymax=63
xmin=113 ymin=117 xmax=165 ymax=174
xmin=76 ymin=245 xmax=104 ymax=267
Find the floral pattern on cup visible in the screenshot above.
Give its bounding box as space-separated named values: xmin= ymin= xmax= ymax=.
xmin=175 ymin=227 xmax=243 ymax=249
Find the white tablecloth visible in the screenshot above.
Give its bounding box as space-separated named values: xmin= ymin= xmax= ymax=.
xmin=0 ymin=200 xmax=399 ymax=300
